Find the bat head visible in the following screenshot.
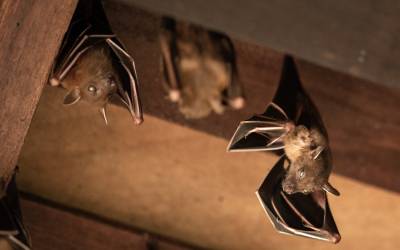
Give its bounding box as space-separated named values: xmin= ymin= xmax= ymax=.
xmin=282 ymin=157 xmax=327 ymax=194
xmin=256 ymin=156 xmax=341 ymax=243
xmin=282 ymin=156 xmax=339 ymax=196
xmin=63 ymin=45 xmax=118 ymax=107
xmin=64 ymin=73 xmax=117 ymax=106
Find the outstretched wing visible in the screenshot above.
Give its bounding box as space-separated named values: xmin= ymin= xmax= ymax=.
xmin=256 ymin=156 xmax=340 ymax=243
xmin=227 ymin=103 xmax=289 ymax=152
xmin=0 ymin=174 xmax=31 ymax=250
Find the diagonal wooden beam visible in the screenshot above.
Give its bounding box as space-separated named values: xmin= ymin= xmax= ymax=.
xmin=104 ymin=1 xmax=400 ymax=193
xmin=0 ymin=0 xmax=78 ymax=179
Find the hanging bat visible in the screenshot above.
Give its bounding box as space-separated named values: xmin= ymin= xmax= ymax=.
xmin=0 ymin=172 xmax=31 ymax=250
xmin=227 ymin=56 xmax=340 ymax=242
xmin=159 ymin=17 xmax=245 ymax=119
xmin=256 ymin=156 xmax=341 ymax=243
xmin=49 ymin=0 xmax=143 ymax=125
xmin=227 ymin=56 xmax=339 ymax=196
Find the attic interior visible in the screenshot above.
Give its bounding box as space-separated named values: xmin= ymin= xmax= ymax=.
xmin=1 ymin=0 xmax=400 ymax=249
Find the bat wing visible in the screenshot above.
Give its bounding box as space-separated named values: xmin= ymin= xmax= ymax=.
xmin=51 ymin=0 xmax=114 ymax=80
xmin=256 ymin=156 xmax=340 ymax=243
xmin=227 ymin=55 xmax=329 ymax=151
xmin=227 ymin=103 xmax=289 ymax=152
xmin=106 ymin=38 xmax=143 ymax=124
xmin=271 ymin=55 xmax=328 ymax=137
xmin=159 ymin=17 xmax=180 ymax=94
xmin=0 ymin=175 xmax=31 ymax=250
xmin=54 ymin=32 xmax=115 ymax=81
xmin=212 ymin=32 xmax=245 ymax=107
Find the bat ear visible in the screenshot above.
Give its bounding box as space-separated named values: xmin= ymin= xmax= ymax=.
xmin=63 ymin=88 xmax=81 ymax=105
xmin=322 ymin=182 xmax=340 ymax=196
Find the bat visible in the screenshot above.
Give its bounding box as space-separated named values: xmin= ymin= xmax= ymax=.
xmin=227 ymin=56 xmax=339 ymax=196
xmin=159 ymin=17 xmax=245 ymax=119
xmin=227 ymin=56 xmax=341 ymax=242
xmin=0 ymin=172 xmax=31 ymax=250
xmin=49 ymin=0 xmax=143 ymax=125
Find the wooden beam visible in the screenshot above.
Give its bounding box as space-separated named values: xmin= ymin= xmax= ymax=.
xmin=104 ymin=1 xmax=400 ymax=192
xmin=21 ymin=195 xmax=193 ymax=250
xmin=0 ymin=0 xmax=78 ymax=178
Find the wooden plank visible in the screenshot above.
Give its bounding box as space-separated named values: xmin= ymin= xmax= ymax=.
xmin=20 ymin=195 xmax=193 ymax=250
xmin=118 ymin=0 xmax=400 ymax=89
xmin=0 ymin=0 xmax=78 ymax=178
xmin=104 ymin=1 xmax=400 ymax=192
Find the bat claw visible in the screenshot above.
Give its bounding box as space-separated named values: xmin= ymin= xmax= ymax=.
xmin=133 ymin=117 xmax=143 ymax=125
xmin=229 ymin=97 xmax=245 ymax=110
xmin=100 ymin=107 xmax=109 ymax=125
xmin=49 ymin=78 xmax=60 ymax=86
xmin=169 ymin=89 xmax=181 ymax=102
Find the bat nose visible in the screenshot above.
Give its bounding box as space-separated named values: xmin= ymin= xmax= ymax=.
xmin=282 ymin=182 xmax=295 ymax=194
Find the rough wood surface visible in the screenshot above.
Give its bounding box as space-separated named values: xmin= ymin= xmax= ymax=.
xmin=0 ymin=0 xmax=77 ymax=178
xmin=21 ymin=195 xmax=193 ymax=250
xmin=104 ymin=1 xmax=400 ymax=192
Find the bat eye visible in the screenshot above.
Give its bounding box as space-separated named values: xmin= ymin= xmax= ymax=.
xmin=88 ymin=85 xmax=97 ymax=94
xmin=298 ymin=168 xmax=305 ymax=179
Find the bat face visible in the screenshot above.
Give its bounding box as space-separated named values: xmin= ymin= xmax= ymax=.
xmin=160 ymin=17 xmax=245 ymax=119
xmin=282 ymin=154 xmax=329 ymax=194
xmin=79 ymin=74 xmax=117 ymax=106
xmin=62 ymin=45 xmax=118 ymax=108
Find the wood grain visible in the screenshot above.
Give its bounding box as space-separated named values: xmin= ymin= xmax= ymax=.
xmin=0 ymin=0 xmax=78 ymax=179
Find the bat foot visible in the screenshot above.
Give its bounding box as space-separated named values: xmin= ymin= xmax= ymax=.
xmin=229 ymin=97 xmax=245 ymax=110
xmin=329 ymin=233 xmax=341 ymax=243
xmin=169 ymin=90 xmax=181 ymax=102
xmin=49 ymin=78 xmax=60 ymax=86
xmin=133 ymin=117 xmax=143 ymax=125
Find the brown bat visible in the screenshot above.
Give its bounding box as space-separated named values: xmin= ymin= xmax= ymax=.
xmin=227 ymin=56 xmax=340 ymax=242
xmin=0 ymin=172 xmax=31 ymax=250
xmin=160 ymin=17 xmax=245 ymax=119
xmin=50 ymin=0 xmax=143 ymax=125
